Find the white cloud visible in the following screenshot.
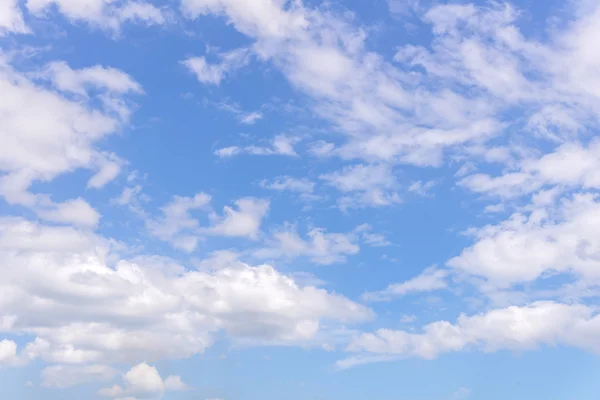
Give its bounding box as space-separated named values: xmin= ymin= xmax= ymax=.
xmin=117 ymin=1 xmax=166 ymax=25
xmin=41 ymin=61 xmax=143 ymax=96
xmin=146 ymin=193 xmax=211 ymax=252
xmin=408 ymin=180 xmax=438 ymax=197
xmin=180 ymin=0 xmax=504 ymax=168
xmin=388 ymin=0 xmax=423 ymax=16
xmin=209 ymin=198 xmax=269 ymax=239
xmin=215 ymin=135 xmax=299 ymax=158
xmin=214 ymin=146 xmax=241 ymax=158
xmin=183 ymin=47 xmax=250 ymax=85
xmin=0 ymin=0 xmax=29 ymax=35
xmin=36 ymin=198 xmax=101 ymax=228
xmin=0 ymin=218 xmax=372 ymax=366
xmin=88 ymin=155 xmax=122 ymax=189
xmin=460 ymin=140 xmax=600 ymax=199
xmin=99 ymin=362 xmax=187 ymax=398
xmin=260 ymin=176 xmax=315 ymax=193
xmin=42 ymin=364 xmax=118 ymax=388
xmin=447 ymin=193 xmax=600 ymax=288
xmin=0 ymin=54 xmax=140 ymax=226
xmin=180 ymin=0 xmax=308 ymax=39
xmin=254 ymin=226 xmax=360 ymax=265
xmin=362 ymin=267 xmax=448 ymax=302
xmin=98 ymin=385 xmax=124 ymax=397
xmin=26 ymin=0 xmax=166 ymax=31
xmin=354 ymin=224 xmax=391 ymax=247
xmin=0 ymin=339 xmax=18 ymax=365
xmin=123 ymin=363 xmax=164 ymax=395
xmin=254 ymin=224 xmax=390 ymax=265
xmin=163 ymin=375 xmax=189 ymax=391
xmin=239 ymin=111 xmax=263 ymax=125
xmin=111 ymin=185 xmax=145 ymax=217
xmin=320 ymin=164 xmax=400 ymax=209
xmin=342 ymin=301 xmax=600 ymax=366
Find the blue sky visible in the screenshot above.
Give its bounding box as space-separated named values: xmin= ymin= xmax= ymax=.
xmin=1 ymin=0 xmax=600 ymax=399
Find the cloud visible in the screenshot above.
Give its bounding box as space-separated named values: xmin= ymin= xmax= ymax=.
xmin=0 ymin=339 xmax=18 ymax=365
xmin=42 ymin=364 xmax=118 ymax=388
xmin=238 ymin=111 xmax=263 ymax=125
xmin=183 ymin=47 xmax=250 ymax=85
xmin=0 ymin=54 xmax=141 ymax=225
xmin=26 ymin=0 xmax=166 ymax=31
xmin=408 ymin=180 xmax=439 ymax=197
xmin=163 ymin=375 xmax=189 ymax=391
xmin=146 ymin=193 xmax=212 ymax=252
xmin=180 ymin=0 xmax=504 ymax=171
xmin=253 ymin=224 xmax=390 ymax=265
xmin=254 ymin=224 xmax=389 ymax=265
xmin=111 ymin=185 xmax=145 ymax=216
xmin=35 ymin=197 xmax=101 ymax=227
xmin=342 ymin=301 xmax=600 ymax=366
xmin=87 ymin=154 xmax=122 ymax=189
xmin=354 ymin=224 xmax=391 ymax=247
xmin=260 ymin=176 xmax=315 ymax=193
xmin=0 ymin=218 xmax=372 ymax=366
xmin=41 ymin=61 xmax=143 ymax=96
xmin=122 ymin=363 xmax=165 ymax=395
xmin=0 ymin=0 xmax=29 ymax=35
xmin=388 ymin=0 xmax=424 ymax=16
xmin=215 ymin=135 xmax=299 ymax=158
xmin=459 ymin=140 xmax=600 ymax=199
xmin=362 ymin=267 xmax=448 ymax=302
xmin=320 ymin=164 xmax=400 ymax=209
xmin=209 ymin=198 xmax=269 ymax=239
xmin=447 ymin=193 xmax=600 ymax=288
xmin=99 ymin=362 xmax=187 ymax=398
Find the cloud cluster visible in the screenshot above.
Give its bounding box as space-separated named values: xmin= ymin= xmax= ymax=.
xmin=341 ymin=301 xmax=600 ymax=368
xmin=3 ymin=0 xmax=600 ymax=391
xmin=0 ymin=53 xmax=142 ymax=227
xmin=143 ymin=193 xmax=270 ymax=251
xmin=0 ymin=217 xmax=373 ymax=368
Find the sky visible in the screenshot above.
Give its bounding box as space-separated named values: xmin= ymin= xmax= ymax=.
xmin=1 ymin=0 xmax=600 ymax=399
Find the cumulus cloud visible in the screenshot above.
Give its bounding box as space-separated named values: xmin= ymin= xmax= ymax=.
xmin=340 ymin=301 xmax=600 ymax=368
xmin=208 ymin=198 xmax=270 ymax=239
xmin=0 ymin=217 xmax=372 ymax=367
xmin=0 ymin=339 xmax=18 ymax=365
xmin=98 ymin=362 xmax=187 ymax=398
xmin=447 ymin=193 xmax=600 ymax=288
